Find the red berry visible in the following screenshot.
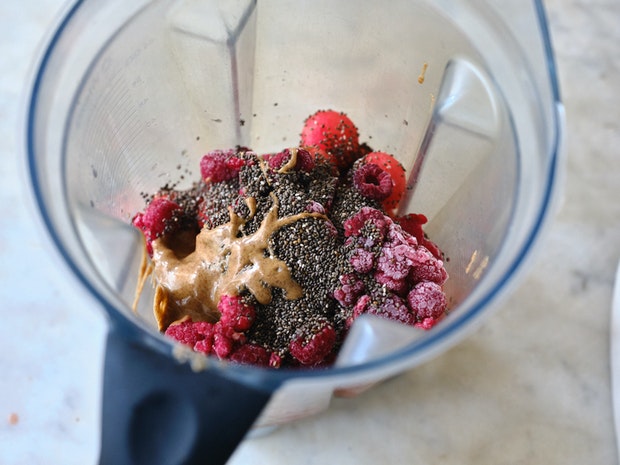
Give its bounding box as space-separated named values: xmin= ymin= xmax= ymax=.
xmin=302 ymin=145 xmax=338 ymax=174
xmin=343 ymin=206 xmax=390 ymax=239
xmin=300 ymin=110 xmax=360 ymax=171
xmin=368 ymin=294 xmax=415 ymax=326
xmin=333 ymin=274 xmax=365 ymax=307
xmin=165 ymin=319 xmax=214 ymax=348
xmin=212 ymin=322 xmax=246 ymax=359
xmin=353 ymin=163 xmax=393 ymax=201
xmin=229 ymin=344 xmax=271 ymax=366
xmin=407 ymin=281 xmax=447 ymax=322
xmin=289 ymin=324 xmax=337 ymax=365
xmin=265 ymin=148 xmax=316 ymax=172
xmin=269 ymin=352 xmax=282 ymax=368
xmin=200 ymin=149 xmax=244 ymax=183
xmin=363 ymin=152 xmax=406 ymax=214
xmin=217 ymin=294 xmax=256 ymax=332
xmin=395 ymin=213 xmax=443 ymax=260
xmin=408 ymin=247 xmax=448 ymax=285
xmin=132 ymin=196 xmax=182 ymax=254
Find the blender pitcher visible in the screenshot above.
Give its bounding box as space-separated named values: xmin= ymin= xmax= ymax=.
xmin=25 ymin=0 xmax=563 ymax=463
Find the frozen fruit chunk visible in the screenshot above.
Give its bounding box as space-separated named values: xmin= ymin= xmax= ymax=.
xmin=395 ymin=213 xmax=442 ymax=260
xmin=200 ymin=149 xmax=245 ymax=183
xmin=265 ymin=147 xmax=316 ymax=172
xmin=407 ymin=281 xmax=447 ymax=322
xmin=349 ymin=248 xmax=375 ymax=273
xmin=363 ymin=151 xmax=407 ymax=213
xmin=229 ymin=344 xmax=271 ymax=366
xmin=165 ymin=319 xmax=214 ymax=348
xmin=217 ymin=294 xmax=256 ymax=332
xmin=367 ymin=294 xmax=415 ymax=326
xmin=212 ymin=322 xmax=246 ymax=359
xmin=343 ymin=206 xmax=390 ymax=239
xmin=300 ymin=110 xmax=360 ymax=171
xmin=132 ymin=196 xmax=182 ymax=254
xmin=333 ymin=274 xmax=365 ymax=307
xmin=289 ymin=324 xmax=337 ymax=365
xmin=409 ymin=247 xmax=448 ymax=285
xmin=353 ymin=162 xmax=393 ymax=201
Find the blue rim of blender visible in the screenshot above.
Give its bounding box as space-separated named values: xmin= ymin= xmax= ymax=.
xmin=26 ymin=0 xmax=563 ymax=389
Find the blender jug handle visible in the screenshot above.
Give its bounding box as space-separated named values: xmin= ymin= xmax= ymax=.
xmin=100 ymin=326 xmax=275 ymax=465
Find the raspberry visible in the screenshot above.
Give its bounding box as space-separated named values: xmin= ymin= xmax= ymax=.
xmin=345 ymin=294 xmax=371 ymax=328
xmin=212 ymin=322 xmax=246 ymax=359
xmin=395 ymin=213 xmax=442 ymax=259
xmin=414 ymin=317 xmax=440 ymax=330
xmin=229 ymin=344 xmax=271 ymax=366
xmin=376 ymin=243 xmax=416 ymax=280
xmin=353 ymin=163 xmax=393 ymax=201
xmin=300 ymin=110 xmax=360 ymax=171
xmin=266 ymin=148 xmax=316 ymax=172
xmin=200 ymin=149 xmax=245 ymax=183
xmin=343 ymin=207 xmax=390 ymax=239
xmin=269 ymin=352 xmax=283 ymax=369
xmin=407 ymin=281 xmax=447 ymax=321
xmin=409 ymin=248 xmax=448 ymax=285
xmin=333 ymin=274 xmax=365 ymax=307
xmin=363 ymin=152 xmax=407 ymax=214
xmin=165 ymin=319 xmax=214 ymax=349
xmin=349 ymin=248 xmax=375 ymax=273
xmin=132 ymin=196 xmax=182 ymax=254
xmin=373 ymin=270 xmax=408 ymax=295
xmin=302 ymin=145 xmax=338 ymax=175
xmin=289 ymin=324 xmax=337 ymax=365
xmin=367 ymin=294 xmax=415 ymax=326
xmin=305 ymin=201 xmax=326 ymax=215
xmin=217 ymin=294 xmax=256 ymax=332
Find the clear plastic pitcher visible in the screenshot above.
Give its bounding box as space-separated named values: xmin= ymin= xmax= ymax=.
xmin=26 ymin=0 xmax=563 ymax=463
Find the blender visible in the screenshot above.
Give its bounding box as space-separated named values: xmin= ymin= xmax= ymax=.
xmin=25 ymin=0 xmax=563 ymax=463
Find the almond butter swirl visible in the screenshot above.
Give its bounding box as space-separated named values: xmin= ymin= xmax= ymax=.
xmin=149 ymin=193 xmax=326 ymax=330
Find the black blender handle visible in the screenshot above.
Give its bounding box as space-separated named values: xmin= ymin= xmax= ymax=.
xmin=100 ymin=327 xmax=275 ymax=465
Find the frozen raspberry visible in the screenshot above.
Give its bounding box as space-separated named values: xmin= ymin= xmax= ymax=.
xmin=377 ymin=243 xmax=416 ymax=280
xmin=373 ymin=270 xmax=408 ymax=295
xmin=300 ymin=110 xmax=360 ymax=171
xmin=407 ymin=281 xmax=447 ymax=322
xmin=266 ymin=148 xmax=316 ymax=172
xmin=132 ymin=196 xmax=183 ymax=254
xmin=395 ymin=213 xmax=442 ymax=259
xmin=302 ymin=145 xmax=339 ymax=175
xmin=305 ymin=201 xmax=325 ymax=215
xmin=165 ymin=319 xmax=214 ymax=348
xmin=363 ymin=152 xmax=407 ymax=213
xmin=346 ymin=294 xmax=371 ymax=328
xmin=229 ymin=344 xmax=271 ymax=366
xmin=212 ymin=322 xmax=246 ymax=359
xmin=409 ymin=248 xmax=448 ymax=285
xmin=289 ymin=324 xmax=337 ymax=365
xmin=333 ymin=274 xmax=365 ymax=307
xmin=343 ymin=207 xmax=390 ymax=239
xmin=353 ymin=163 xmax=393 ymax=201
xmin=193 ymin=336 xmax=214 ymax=355
xmin=349 ymin=248 xmax=375 ymax=273
xmin=367 ymin=294 xmax=415 ymax=326
xmin=200 ymin=149 xmax=245 ymax=183
xmin=415 ymin=317 xmax=440 ymax=330
xmin=269 ymin=352 xmax=283 ymax=369
xmin=217 ymin=294 xmax=256 ymax=332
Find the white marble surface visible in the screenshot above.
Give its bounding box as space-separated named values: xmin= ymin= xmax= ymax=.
xmin=1 ymin=1 xmax=619 ymax=464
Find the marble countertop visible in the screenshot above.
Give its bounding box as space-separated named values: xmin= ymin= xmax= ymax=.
xmin=1 ymin=1 xmax=618 ymax=464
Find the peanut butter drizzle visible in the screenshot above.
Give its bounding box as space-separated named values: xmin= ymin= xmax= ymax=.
xmin=151 ymin=193 xmax=326 ymax=330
